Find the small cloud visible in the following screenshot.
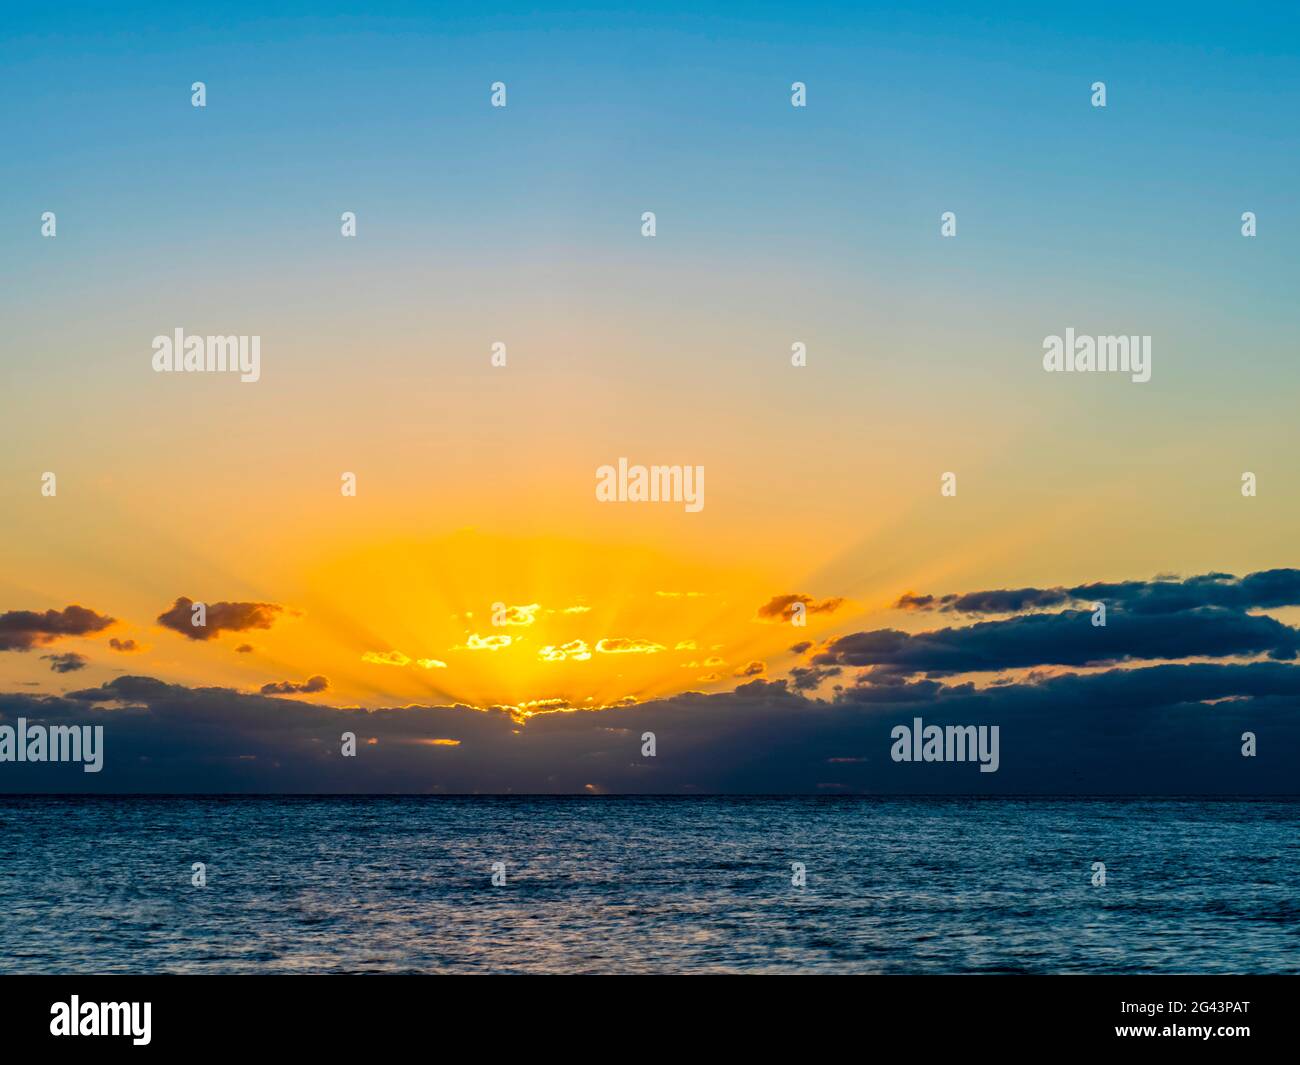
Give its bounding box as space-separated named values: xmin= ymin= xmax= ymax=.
xmin=415 ymin=658 xmax=448 ymax=670
xmin=0 ymin=605 xmax=115 ymax=652
xmin=456 ymin=633 xmax=512 ymax=651
xmin=756 ymin=594 xmax=845 ymax=622
xmin=539 ymin=640 xmax=593 ymax=662
xmin=656 ymin=591 xmax=706 ymax=599
xmin=733 ymin=660 xmax=766 ymax=678
xmin=561 ymin=605 xmax=592 ymax=614
xmin=157 ymin=596 xmax=285 ymax=641
xmin=894 ymin=592 xmax=942 ymax=611
xmin=235 ymin=644 xmax=255 ymax=654
xmin=495 ymin=603 xmax=540 ymax=626
xmin=43 ymin=652 xmax=88 ymax=673
xmin=517 ymin=697 xmax=574 ymax=712
xmin=596 ymin=637 xmax=665 ymax=655
xmin=789 ymin=665 xmax=841 ymax=690
xmin=703 ymin=656 xmax=725 ymax=667
xmin=108 ymin=638 xmax=144 ymax=653
xmin=260 ymin=675 xmax=329 ymax=695
xmin=674 ymin=640 xmax=697 ymax=651
xmin=362 ymin=650 xmax=411 ymax=667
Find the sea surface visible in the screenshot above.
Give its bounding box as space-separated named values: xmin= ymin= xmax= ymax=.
xmin=0 ymin=796 xmax=1296 ymax=974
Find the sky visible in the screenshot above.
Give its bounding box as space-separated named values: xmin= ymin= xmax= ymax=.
xmin=2 ymin=3 xmax=1299 ymax=792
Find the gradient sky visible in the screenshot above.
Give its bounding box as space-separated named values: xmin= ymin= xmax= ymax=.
xmin=2 ymin=4 xmax=1299 ymax=791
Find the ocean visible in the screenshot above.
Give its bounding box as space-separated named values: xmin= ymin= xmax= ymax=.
xmin=1 ymin=796 xmax=1296 ymax=974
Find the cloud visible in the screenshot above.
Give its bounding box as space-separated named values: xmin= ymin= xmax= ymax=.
xmin=156 ymin=597 xmax=284 ymax=641
xmin=756 ymin=594 xmax=845 ymax=622
xmin=595 ymin=638 xmax=665 ymax=654
xmin=1074 ymin=569 xmax=1300 ymax=615
xmin=0 ymin=605 xmax=115 ymax=651
xmin=539 ymin=640 xmax=592 ymax=662
xmin=733 ymin=660 xmax=766 ymax=677
xmin=810 ymin=607 xmax=1299 ymax=676
xmin=260 ymin=675 xmax=329 ymax=695
xmin=789 ymin=665 xmax=842 ymax=690
xmin=415 ymin=659 xmax=447 ymax=670
xmin=456 ymin=634 xmax=512 ymax=651
xmin=361 ymin=651 xmax=411 ymax=667
xmin=494 ymin=603 xmax=540 ymax=626
xmin=42 ymin=652 xmax=88 ymax=673
xmin=108 ymin=638 xmax=144 ymax=653
xmin=3 ymin=663 xmax=1296 ymax=794
xmin=895 ymin=593 xmax=945 ymax=611
xmin=896 ymin=569 xmax=1300 ymax=616
xmin=903 ymin=588 xmax=1070 ymax=614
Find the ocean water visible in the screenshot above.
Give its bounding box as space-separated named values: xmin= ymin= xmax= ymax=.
xmin=0 ymin=796 xmax=1296 ymax=974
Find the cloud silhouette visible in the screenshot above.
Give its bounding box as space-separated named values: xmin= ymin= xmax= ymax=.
xmin=810 ymin=607 xmax=1299 ymax=676
xmin=0 ymin=605 xmax=115 ymax=651
xmin=757 ymin=594 xmax=845 ymax=622
xmin=260 ymin=675 xmax=329 ymax=695
xmin=896 ymin=569 xmax=1300 ymax=616
xmin=9 ymin=568 xmax=1297 ymax=794
xmin=1 ymin=663 xmax=1294 ymax=794
xmin=157 ymin=597 xmax=285 ymax=641
xmin=42 ymin=652 xmax=89 ymax=673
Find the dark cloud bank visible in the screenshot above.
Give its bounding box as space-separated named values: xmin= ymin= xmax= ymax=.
xmin=1 ymin=570 xmax=1296 ymax=793
xmin=0 ymin=663 xmax=1294 ymax=794
xmin=896 ymin=568 xmax=1300 ymax=617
